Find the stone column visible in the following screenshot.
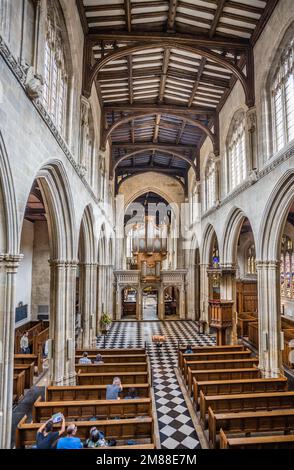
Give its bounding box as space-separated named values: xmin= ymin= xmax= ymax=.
xmin=79 ymin=96 xmax=90 ymax=173
xmin=115 ymin=283 xmax=121 ymax=321
xmin=80 ymin=262 xmax=95 ymax=349
xmin=268 ymin=261 xmax=283 ymax=377
xmin=214 ymin=155 xmax=221 ymax=205
xmin=179 ymin=284 xmax=186 ymax=319
xmin=158 ymin=287 xmax=164 ymax=320
xmin=89 ymin=263 xmax=98 ymax=346
xmin=49 ymin=260 xmax=77 ymax=386
xmin=0 ymin=254 xmax=22 ymax=449
xmin=199 ymin=263 xmax=210 ymax=330
xmin=96 ymin=265 xmax=103 ymax=333
xmin=137 ymin=289 xmax=142 ymax=321
xmin=256 ymin=260 xmax=283 ymax=377
xmin=219 ymin=264 xmax=237 ymax=344
xmin=247 ymin=106 xmax=258 ymax=172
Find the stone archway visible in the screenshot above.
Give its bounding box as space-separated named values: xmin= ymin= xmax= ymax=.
xmin=29 ymin=161 xmax=77 ymax=386
xmin=257 ymin=170 xmax=294 ymax=376
xmin=77 ymin=205 xmax=97 ymax=349
xmin=0 ymin=131 xmax=20 ymax=449
xmin=199 ymin=223 xmax=219 ymax=329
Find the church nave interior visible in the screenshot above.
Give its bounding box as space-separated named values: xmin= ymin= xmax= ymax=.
xmin=0 ymin=0 xmax=294 ymax=454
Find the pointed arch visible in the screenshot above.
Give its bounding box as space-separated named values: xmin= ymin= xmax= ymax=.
xmin=111 ymin=147 xmax=198 ymax=179
xmin=102 ymin=113 xmax=215 ymax=152
xmin=221 ymin=207 xmax=255 ymax=265
xmin=36 ymin=160 xmax=77 ymax=260
xmin=79 ymin=204 xmax=96 ymax=263
xmin=0 ymin=131 xmax=19 ymax=254
xmin=200 ymin=223 xmax=219 ymax=265
xmin=259 ymin=170 xmax=294 ymax=261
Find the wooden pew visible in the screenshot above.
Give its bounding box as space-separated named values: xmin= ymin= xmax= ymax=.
xmin=15 ymin=321 xmax=48 ymax=354
xmin=76 ymin=363 xmax=147 ymax=374
xmin=46 ymin=384 xmax=150 ymax=401
xmin=220 ymin=429 xmax=294 ymax=449
xmin=13 ymin=371 xmax=25 ymax=403
xmin=14 ymin=363 xmax=34 ymax=389
xmin=208 ymin=407 xmax=294 ymax=449
xmin=281 ymin=316 xmax=294 ymax=329
xmin=193 ymin=377 xmax=288 ymax=409
xmin=75 ymin=354 xmax=147 ymax=364
xmin=248 ymin=322 xmax=258 ymax=348
xmin=32 ymin=396 xmax=152 ymax=422
xmin=237 ymin=313 xmax=257 ymax=337
xmin=188 ymin=368 xmax=260 ymax=394
xmin=178 ymin=345 xmax=244 ymax=371
xmin=183 ymin=350 xmax=253 ymax=381
xmin=77 ymin=371 xmax=149 ymax=386
xmin=14 ymin=354 xmax=42 ymax=376
xmin=76 ymin=348 xmax=146 ymax=356
xmin=32 ymin=327 xmax=49 ymax=355
xmin=200 ymin=390 xmax=294 ymax=426
xmin=15 ymin=415 xmax=154 ymax=449
xmin=186 ymin=358 xmax=258 ymax=375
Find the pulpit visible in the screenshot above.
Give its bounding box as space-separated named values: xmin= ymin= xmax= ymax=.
xmin=209 ymin=300 xmax=234 ymax=345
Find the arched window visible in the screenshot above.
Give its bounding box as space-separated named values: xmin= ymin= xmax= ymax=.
xmin=271 ymin=38 xmax=294 ymax=152
xmin=43 ymin=3 xmax=68 ymax=136
xmin=0 ymin=1 xmax=11 ymax=41
xmin=281 ymin=235 xmax=294 ymax=299
xmin=246 ymin=243 xmax=256 ymax=275
xmin=227 ymin=110 xmax=247 ymax=191
xmin=205 ymin=157 xmax=216 ymax=210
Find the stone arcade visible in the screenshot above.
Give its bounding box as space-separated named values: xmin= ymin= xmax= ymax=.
xmin=0 ymin=0 xmax=294 ymax=451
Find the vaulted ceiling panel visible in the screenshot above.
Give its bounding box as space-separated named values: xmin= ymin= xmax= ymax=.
xmin=78 ymin=0 xmax=279 ymax=190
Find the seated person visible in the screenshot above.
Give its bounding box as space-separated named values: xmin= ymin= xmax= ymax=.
xmin=124 ymin=387 xmax=139 ymax=400
xmin=185 ymin=344 xmax=193 ymax=354
xmin=106 ymin=377 xmax=122 ymax=400
xmin=20 ymin=331 xmax=30 ymax=354
xmin=36 ymin=415 xmax=65 ymax=449
xmin=79 ymin=352 xmax=92 ymax=364
xmin=57 ymin=424 xmax=83 ymax=449
xmin=84 ymin=427 xmax=107 ymax=448
xmin=93 ymin=353 xmax=104 ymax=364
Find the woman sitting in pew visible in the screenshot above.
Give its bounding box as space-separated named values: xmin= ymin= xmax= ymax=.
xmin=36 ymin=414 xmax=65 ymax=449
xmin=124 ymin=387 xmax=139 ymax=399
xmin=106 ymin=377 xmax=123 ymax=400
xmin=93 ymin=354 xmax=104 ymax=364
xmin=84 ymin=427 xmax=108 ymax=448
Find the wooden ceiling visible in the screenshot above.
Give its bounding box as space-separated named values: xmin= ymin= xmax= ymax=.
xmin=25 ymin=181 xmax=46 ymax=223
xmin=77 ymin=0 xmax=279 ymax=192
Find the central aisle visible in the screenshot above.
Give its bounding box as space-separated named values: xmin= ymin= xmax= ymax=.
xmin=97 ymin=321 xmax=215 ymax=449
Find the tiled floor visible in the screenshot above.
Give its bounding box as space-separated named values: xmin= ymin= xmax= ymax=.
xmin=97 ymin=320 xmax=216 ymax=449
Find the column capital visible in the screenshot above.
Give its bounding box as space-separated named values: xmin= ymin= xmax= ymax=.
xmin=220 ymin=263 xmax=237 ymax=274
xmin=49 ymin=259 xmax=79 ymax=268
xmin=0 ymin=253 xmax=23 ymax=271
xmin=79 ymin=261 xmax=99 ymax=267
xmin=256 ymin=260 xmax=280 ymax=269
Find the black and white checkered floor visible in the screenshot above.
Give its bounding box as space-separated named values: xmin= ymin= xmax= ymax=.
xmin=97 ymin=321 xmax=215 ymax=449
